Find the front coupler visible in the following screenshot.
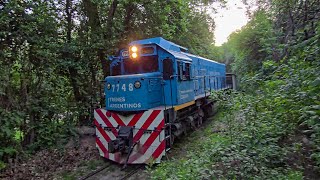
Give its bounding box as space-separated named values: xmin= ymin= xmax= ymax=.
xmin=108 ymin=126 xmax=133 ymax=154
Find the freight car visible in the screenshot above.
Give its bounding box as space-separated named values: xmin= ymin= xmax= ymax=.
xmin=94 ymin=37 xmax=226 ymax=167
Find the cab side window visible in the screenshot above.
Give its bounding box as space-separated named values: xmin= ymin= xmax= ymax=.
xmin=177 ymin=61 xmax=191 ymax=81
xmin=184 ymin=63 xmax=190 ymax=80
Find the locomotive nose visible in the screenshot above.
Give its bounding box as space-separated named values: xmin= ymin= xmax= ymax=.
xmin=105 ymin=73 xmax=162 ymax=111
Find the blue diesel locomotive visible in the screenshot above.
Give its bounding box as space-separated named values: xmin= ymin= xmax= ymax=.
xmin=94 ymin=37 xmax=226 ymax=166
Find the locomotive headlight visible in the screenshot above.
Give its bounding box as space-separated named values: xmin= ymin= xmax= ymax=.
xmin=134 ymin=81 xmax=141 ymax=89
xmin=132 ymin=52 xmax=138 ymax=59
xmin=131 ymin=46 xmax=138 ymax=52
xmin=107 ymin=83 xmax=111 ymax=90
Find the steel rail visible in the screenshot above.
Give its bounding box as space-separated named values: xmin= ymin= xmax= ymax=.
xmin=119 ymin=165 xmax=144 ymax=180
xmin=79 ymin=164 xmax=110 ymax=180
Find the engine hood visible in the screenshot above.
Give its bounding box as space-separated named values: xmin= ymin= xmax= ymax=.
xmin=104 ymin=72 xmax=162 ymax=111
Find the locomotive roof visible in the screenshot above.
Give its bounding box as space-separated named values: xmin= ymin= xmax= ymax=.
xmin=129 ymin=37 xmax=188 ymax=52
xmin=182 ymin=52 xmax=225 ymax=66
xmin=129 ymin=37 xmax=224 ymax=65
xmin=129 ymin=37 xmax=192 ymax=61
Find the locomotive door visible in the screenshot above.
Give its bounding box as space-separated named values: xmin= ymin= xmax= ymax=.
xmin=162 ymin=58 xmax=175 ymax=150
xmin=162 ymin=58 xmax=175 ymax=106
xmin=163 ymin=58 xmax=173 ymax=80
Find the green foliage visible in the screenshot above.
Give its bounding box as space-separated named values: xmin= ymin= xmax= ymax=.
xmin=225 ymin=10 xmax=276 ymax=78
xmin=0 ymin=109 xmax=23 ymax=166
xmin=0 ymin=0 xmax=224 ymax=170
xmin=0 ymin=161 xmax=6 ymax=171
xmin=151 ymin=123 xmax=230 ymax=179
xmin=151 ymin=89 xmax=314 ymax=179
xmin=173 ymin=10 xmax=220 ymax=61
xmin=152 ymin=1 xmax=320 ymax=179
xmin=205 ymin=1 xmax=320 ymax=178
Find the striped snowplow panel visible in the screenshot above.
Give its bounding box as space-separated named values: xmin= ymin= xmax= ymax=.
xmin=94 ymin=108 xmax=165 ymax=164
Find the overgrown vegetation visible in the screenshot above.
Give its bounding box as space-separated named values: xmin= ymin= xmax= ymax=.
xmin=0 ymin=0 xmax=225 ymax=172
xmin=1 ymin=0 xmax=319 ymax=179
xmin=152 ymin=75 xmax=319 ymax=178
xmin=151 ymin=0 xmax=320 ymax=179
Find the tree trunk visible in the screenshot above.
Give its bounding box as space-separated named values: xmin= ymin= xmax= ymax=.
xmin=65 ymin=0 xmax=87 ymax=123
xmin=106 ymin=0 xmax=119 ymax=40
xmin=83 ymin=0 xmax=119 ymax=77
xmin=117 ymin=2 xmax=135 ymax=49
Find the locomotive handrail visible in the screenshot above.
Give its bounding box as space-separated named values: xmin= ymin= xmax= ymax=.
xmin=169 ymin=75 xmax=179 ymax=78
xmin=204 ymin=76 xmax=207 ymax=97
xmin=96 ymin=124 xmax=164 ymax=132
xmin=100 ymin=76 xmax=165 ymax=81
xmin=169 ymin=75 xmax=177 ymax=109
xmin=192 ymin=75 xmax=226 ymax=78
xmin=189 ymin=75 xmax=227 ymax=94
xmin=166 ymin=75 xmax=226 ymax=101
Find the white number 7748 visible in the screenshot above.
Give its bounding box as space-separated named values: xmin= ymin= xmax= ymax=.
xmin=112 ymin=83 xmax=134 ymax=92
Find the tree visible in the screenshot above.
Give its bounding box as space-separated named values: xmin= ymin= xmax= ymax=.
xmin=0 ymin=0 xmax=225 ymax=169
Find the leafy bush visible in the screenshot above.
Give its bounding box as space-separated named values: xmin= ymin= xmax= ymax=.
xmin=151 ymin=89 xmax=311 ymax=179
xmin=0 ymin=109 xmax=24 ymax=170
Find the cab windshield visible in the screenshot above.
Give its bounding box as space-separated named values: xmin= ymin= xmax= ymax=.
xmin=123 ymin=56 xmax=159 ymax=74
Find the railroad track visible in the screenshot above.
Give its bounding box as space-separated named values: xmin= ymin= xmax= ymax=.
xmin=79 ymin=164 xmax=144 ymax=180
xmin=79 ymin=164 xmax=110 ymax=180
xmin=119 ymin=165 xmax=144 ymax=180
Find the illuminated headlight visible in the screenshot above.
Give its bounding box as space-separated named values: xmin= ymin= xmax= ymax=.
xmin=131 ymin=46 xmax=138 ymax=52
xmin=134 ymin=81 xmax=141 ymax=89
xmin=107 ymin=83 xmax=111 ymax=90
xmin=132 ymin=52 xmax=138 ymax=58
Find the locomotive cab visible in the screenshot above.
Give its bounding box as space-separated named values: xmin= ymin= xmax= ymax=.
xmin=105 ymin=39 xmax=193 ymax=111
xmin=105 ymin=44 xmax=163 ymax=112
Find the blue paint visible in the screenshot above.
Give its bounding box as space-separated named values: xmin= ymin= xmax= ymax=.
xmin=105 ymin=37 xmax=226 ymax=111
